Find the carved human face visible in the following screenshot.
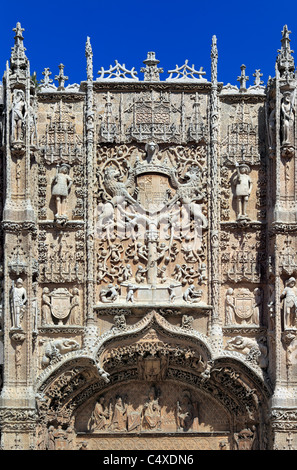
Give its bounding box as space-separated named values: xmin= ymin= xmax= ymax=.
xmin=148 ymin=142 xmax=156 ymax=151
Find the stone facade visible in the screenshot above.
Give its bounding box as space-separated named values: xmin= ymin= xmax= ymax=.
xmin=1 ymin=22 xmax=297 ymax=450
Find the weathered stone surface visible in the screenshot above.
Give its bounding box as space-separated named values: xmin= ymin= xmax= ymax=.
xmin=1 ymin=22 xmax=297 ymax=450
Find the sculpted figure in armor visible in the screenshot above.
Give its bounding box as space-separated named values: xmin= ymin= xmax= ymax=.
xmin=10 ymin=278 xmax=27 ymax=329
xmin=234 ymin=163 xmax=252 ymax=219
xmin=281 ymin=277 xmax=297 ymax=329
xmin=52 ymin=164 xmax=72 ymax=218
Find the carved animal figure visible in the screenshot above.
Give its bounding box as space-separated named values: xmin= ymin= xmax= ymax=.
xmin=103 ymin=166 xmax=137 ymax=205
xmin=41 ymin=339 xmax=80 ymax=367
xmin=168 ymin=166 xmax=205 ymax=207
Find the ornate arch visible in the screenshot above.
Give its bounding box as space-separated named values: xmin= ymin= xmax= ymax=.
xmin=35 ymin=311 xmax=272 ymax=450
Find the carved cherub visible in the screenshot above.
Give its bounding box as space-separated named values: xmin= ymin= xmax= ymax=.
xmin=99 ymin=284 xmax=119 ymax=303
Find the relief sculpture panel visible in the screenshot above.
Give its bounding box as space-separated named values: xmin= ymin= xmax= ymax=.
xmin=2 ymin=22 xmax=297 ymax=451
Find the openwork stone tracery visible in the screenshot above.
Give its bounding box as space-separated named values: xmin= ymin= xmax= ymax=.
xmin=0 ymin=22 xmax=297 ymax=450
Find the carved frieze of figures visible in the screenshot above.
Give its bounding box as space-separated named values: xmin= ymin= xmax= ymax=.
xmin=10 ymin=278 xmax=27 ymax=329
xmin=281 ymin=277 xmax=297 ymax=330
xmin=41 ymin=286 xmax=80 ymax=326
xmin=86 ymin=385 xmax=202 ymax=434
xmin=224 ymin=287 xmax=262 ymax=326
xmin=36 ymin=421 xmax=77 ymax=450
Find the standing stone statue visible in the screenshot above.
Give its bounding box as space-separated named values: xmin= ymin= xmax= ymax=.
xmin=69 ymin=288 xmax=80 ymax=325
xmin=52 ymin=164 xmax=72 ymax=218
xmin=11 ymin=90 xmax=27 ymax=142
xmin=142 ymin=387 xmax=161 ymax=431
xmin=110 ymin=396 xmax=128 ymax=431
xmin=225 ymin=288 xmax=236 ymax=325
xmin=10 ymin=278 xmax=27 ymax=329
xmin=41 ymin=287 xmax=52 ymax=325
xmin=234 ymin=162 xmax=252 ymax=219
xmin=281 ymin=277 xmax=297 ymax=329
xmin=88 ymin=396 xmax=110 ymax=432
xmin=281 ymin=91 xmax=295 ymax=146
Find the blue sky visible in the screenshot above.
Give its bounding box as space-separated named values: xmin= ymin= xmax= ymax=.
xmin=1 ymin=0 xmax=297 ymax=87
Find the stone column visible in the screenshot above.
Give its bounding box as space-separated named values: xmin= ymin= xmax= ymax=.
xmin=0 ymin=23 xmax=37 ymax=450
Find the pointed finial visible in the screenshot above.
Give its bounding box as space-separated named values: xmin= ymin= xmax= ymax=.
xmin=277 ymin=24 xmax=295 ymax=79
xmin=253 ymin=69 xmax=264 ymax=86
xmin=13 ymin=22 xmax=25 ymax=41
xmin=55 ymin=64 xmax=68 ymax=90
xmin=211 ymin=35 xmax=218 ymax=83
xmin=85 ymin=36 xmax=93 ymax=81
xmin=141 ymin=52 xmax=163 ymax=81
xmin=10 ymin=21 xmax=28 ymax=80
xmin=237 ymin=64 xmax=249 ymax=91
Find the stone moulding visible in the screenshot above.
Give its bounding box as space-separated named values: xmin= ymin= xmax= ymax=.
xmin=34 ymin=310 xmax=271 ymax=400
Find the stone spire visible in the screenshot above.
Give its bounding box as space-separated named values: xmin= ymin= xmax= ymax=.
xmin=277 ymin=25 xmax=295 ymax=79
xmin=85 ymin=36 xmax=93 ymax=81
xmin=211 ymin=35 xmax=218 ymax=85
xmin=9 ymin=22 xmax=28 ymax=82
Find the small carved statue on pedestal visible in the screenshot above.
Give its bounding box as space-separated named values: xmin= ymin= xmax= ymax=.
xmin=10 ymin=278 xmax=27 ymax=329
xmin=41 ymin=287 xmax=52 ymax=325
xmin=281 ymin=91 xmax=295 ymax=148
xmin=52 ymin=164 xmax=72 ymax=219
xmin=11 ymin=90 xmax=27 ymax=142
xmin=225 ymin=288 xmax=236 ymax=325
xmin=234 ymin=162 xmax=252 ymax=220
xmin=281 ymin=277 xmax=297 ymax=329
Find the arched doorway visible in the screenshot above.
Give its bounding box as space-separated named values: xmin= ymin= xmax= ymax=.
xmin=35 ymin=312 xmax=271 ymax=450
